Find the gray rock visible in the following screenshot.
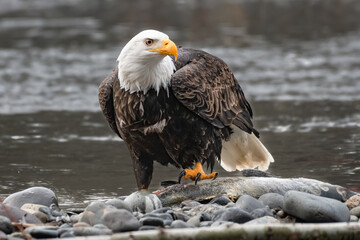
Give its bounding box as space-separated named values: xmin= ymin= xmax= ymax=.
xmin=199 ymin=221 xmax=213 ymax=227
xmin=3 ymin=187 xmax=58 ymax=209
xmin=144 ymin=213 xmax=173 ymax=226
xmin=276 ymin=210 xmax=286 ymax=218
xmin=209 ymin=196 xmax=232 ymax=206
xmin=20 ymin=204 xmax=56 ymax=223
xmin=180 ymin=200 xmax=201 ymax=208
xmin=168 ymin=211 xmax=190 ymax=222
xmin=0 ymin=231 xmax=7 ymax=240
xmin=213 ymin=207 xmax=254 ymax=224
xmin=350 ymin=206 xmax=360 ymax=217
xmin=258 ymin=193 xmax=284 ymax=209
xmin=211 ymin=221 xmax=241 ymax=227
xmin=250 ymin=206 xmax=274 ymax=218
xmin=236 ymin=195 xmax=266 ymax=213
xmin=151 ymin=207 xmax=172 ymax=214
xmin=79 ymin=201 xmax=115 ymax=226
xmin=187 ymin=215 xmax=201 ymax=227
xmin=284 ymin=190 xmax=350 ymax=222
xmin=345 ymin=194 xmax=360 ymax=209
xmin=60 ymin=231 xmax=76 ymax=238
xmin=0 ymin=215 xmax=14 ymax=234
xmin=245 ymin=216 xmax=280 ymax=224
xmin=24 ymin=226 xmax=59 ymax=239
xmin=185 ymin=203 xmax=224 ymax=217
xmin=101 ymin=209 xmax=140 ymax=232
xmin=170 ymin=220 xmax=190 ymax=229
xmin=140 ymin=217 xmax=164 ymax=227
xmin=105 ymin=199 xmax=132 ymax=212
xmin=0 ymin=204 xmax=42 ymax=224
xmin=124 ymin=191 xmax=162 ymax=213
xmin=73 ymin=227 xmax=112 ymax=236
xmin=138 ymin=226 xmax=158 ymax=231
xmin=350 ymin=215 xmax=358 ymax=222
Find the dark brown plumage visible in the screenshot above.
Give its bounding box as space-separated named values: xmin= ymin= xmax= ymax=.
xmin=99 ymin=47 xmax=265 ymax=189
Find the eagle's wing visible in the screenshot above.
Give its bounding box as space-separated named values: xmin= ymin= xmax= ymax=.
xmin=171 ymin=48 xmax=258 ymax=137
xmin=98 ymin=68 xmax=121 ymax=138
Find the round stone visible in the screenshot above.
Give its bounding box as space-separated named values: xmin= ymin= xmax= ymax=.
xmin=105 ymin=199 xmax=132 ymax=212
xmin=0 ymin=216 xmax=13 ymax=234
xmin=213 ymin=207 xmax=254 ymax=224
xmin=124 ymin=191 xmax=162 ymax=213
xmin=140 ymin=217 xmax=164 ymax=227
xmin=101 ymin=209 xmax=140 ymax=232
xmin=350 ymin=206 xmax=360 ymax=217
xmin=283 ymin=190 xmax=350 ymax=222
xmin=170 ymin=220 xmax=190 ymax=229
xmin=250 ymin=206 xmax=274 ymax=219
xmin=209 ymin=196 xmax=232 ymax=206
xmin=258 ymin=193 xmax=284 ymax=210
xmin=3 ymin=187 xmax=58 ymax=209
xmin=235 ymin=195 xmax=266 ymax=213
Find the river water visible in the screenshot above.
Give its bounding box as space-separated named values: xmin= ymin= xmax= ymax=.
xmin=0 ymin=0 xmax=359 ymax=208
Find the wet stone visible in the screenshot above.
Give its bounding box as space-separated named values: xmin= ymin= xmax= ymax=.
xmin=187 ymin=215 xmax=201 ymax=227
xmin=180 ymin=200 xmax=201 ymax=208
xmin=350 ymin=215 xmax=358 ymax=222
xmin=235 ymin=195 xmax=266 ymax=213
xmin=213 ymin=207 xmax=254 ymax=224
xmin=72 ymin=226 xmax=112 ymax=236
xmin=105 ymin=199 xmax=132 ymax=212
xmin=0 ymin=231 xmax=7 ymax=240
xmin=345 ymin=194 xmax=360 ymax=209
xmin=244 ymin=216 xmax=280 ymax=224
xmin=21 ymin=203 xmax=55 ymax=223
xmin=0 ymin=204 xmax=42 ymax=224
xmin=3 ymin=187 xmax=59 ymax=209
xmin=151 ymin=207 xmax=172 ymax=214
xmin=102 ymin=209 xmax=140 ymax=232
xmin=186 ymin=204 xmax=224 ymax=217
xmin=258 ymin=193 xmax=284 ymax=210
xmin=124 ymin=191 xmax=162 ymax=213
xmin=199 ymin=221 xmax=213 ymax=227
xmin=79 ymin=201 xmax=116 ymax=226
xmin=170 ymin=220 xmax=190 ymax=229
xmin=139 ymin=226 xmax=159 ymax=231
xmin=284 ymin=190 xmax=350 ymax=222
xmin=168 ymin=211 xmax=190 ymax=222
xmin=276 ymin=210 xmax=286 ymax=218
xmin=0 ymin=215 xmax=14 ymax=234
xmin=209 ymin=195 xmax=232 ymax=206
xmin=211 ymin=221 xmax=241 ymax=228
xmin=140 ymin=217 xmax=165 ymax=227
xmin=250 ymin=206 xmax=274 ymax=218
xmin=350 ymin=206 xmax=360 ymax=217
xmin=24 ymin=226 xmax=59 ymax=239
xmin=59 ymin=231 xmax=76 ymax=238
xmin=73 ymin=221 xmax=91 ymax=227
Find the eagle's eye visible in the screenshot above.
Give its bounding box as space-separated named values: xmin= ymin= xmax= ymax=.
xmin=145 ymin=38 xmax=154 ymax=46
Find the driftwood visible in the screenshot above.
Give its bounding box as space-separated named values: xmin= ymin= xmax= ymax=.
xmin=155 ymin=176 xmax=357 ymax=206
xmin=62 ymin=223 xmax=360 ymax=240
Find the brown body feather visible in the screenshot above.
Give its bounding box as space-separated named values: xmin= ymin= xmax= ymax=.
xmin=99 ymin=48 xmax=260 ymax=189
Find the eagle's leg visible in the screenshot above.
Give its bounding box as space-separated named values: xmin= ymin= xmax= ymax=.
xmin=131 ymin=153 xmax=154 ymax=190
xmin=178 ymin=161 xmax=218 ymax=184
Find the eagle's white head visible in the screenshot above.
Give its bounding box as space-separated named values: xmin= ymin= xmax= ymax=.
xmin=117 ymin=30 xmax=178 ymax=94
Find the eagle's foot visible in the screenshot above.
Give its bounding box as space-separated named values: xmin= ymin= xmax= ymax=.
xmin=178 ymin=162 xmax=218 ymax=184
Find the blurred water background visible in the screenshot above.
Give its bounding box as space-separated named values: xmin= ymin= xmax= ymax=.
xmin=0 ymin=0 xmax=359 ymax=208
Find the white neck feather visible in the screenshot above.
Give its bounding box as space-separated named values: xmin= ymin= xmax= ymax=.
xmin=117 ymin=55 xmax=175 ymax=95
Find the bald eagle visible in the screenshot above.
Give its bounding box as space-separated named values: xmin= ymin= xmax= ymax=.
xmin=99 ymin=30 xmax=274 ymax=190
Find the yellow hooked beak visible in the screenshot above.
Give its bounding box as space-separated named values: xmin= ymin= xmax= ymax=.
xmin=149 ymin=39 xmax=178 ymax=61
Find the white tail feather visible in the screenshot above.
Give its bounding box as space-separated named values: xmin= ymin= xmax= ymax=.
xmin=220 ymin=125 xmax=274 ymax=172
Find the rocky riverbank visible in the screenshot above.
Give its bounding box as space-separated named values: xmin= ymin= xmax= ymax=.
xmin=1 ymin=176 xmax=360 ymax=239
